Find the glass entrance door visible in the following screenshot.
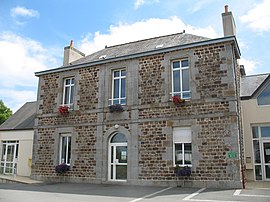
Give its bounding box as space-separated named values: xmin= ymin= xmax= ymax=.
xmin=263 ymin=142 xmax=270 ymax=180
xmin=108 ymin=133 xmax=127 ymax=181
xmin=1 ymin=141 xmax=19 ymax=175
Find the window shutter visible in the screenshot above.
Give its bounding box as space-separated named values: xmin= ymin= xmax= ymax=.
xmin=173 ymin=127 xmax=191 ymax=143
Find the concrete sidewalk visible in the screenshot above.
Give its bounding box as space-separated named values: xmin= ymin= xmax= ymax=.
xmin=0 ymin=175 xmax=43 ymax=184
xmin=1 ymin=174 xmax=270 ymax=190
xmin=246 ymin=181 xmax=270 ymax=189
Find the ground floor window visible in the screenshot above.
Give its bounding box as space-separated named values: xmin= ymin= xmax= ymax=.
xmin=59 ymin=134 xmax=71 ymax=165
xmin=252 ymin=125 xmax=270 ymax=180
xmin=0 ymin=140 xmax=19 ymax=175
xmin=173 ymin=127 xmax=192 ymax=166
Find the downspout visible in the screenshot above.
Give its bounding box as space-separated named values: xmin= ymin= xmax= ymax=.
xmin=232 ymin=45 xmax=246 ymax=189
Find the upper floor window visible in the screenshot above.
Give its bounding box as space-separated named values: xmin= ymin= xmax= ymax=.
xmin=171 ymin=59 xmax=190 ymax=99
xmin=173 ymin=127 xmax=192 ymax=166
xmin=257 ymin=84 xmax=270 ymax=106
xmin=111 ymin=69 xmax=126 ymax=105
xmin=59 ymin=134 xmax=72 ymax=165
xmin=63 ymin=77 xmax=74 ymax=108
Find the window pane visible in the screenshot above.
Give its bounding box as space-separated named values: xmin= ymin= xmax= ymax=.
xmin=116 ymin=165 xmax=127 ymax=180
xmin=182 ymin=92 xmax=191 ymax=99
xmin=181 ymin=60 xmax=188 ymax=67
xmin=175 ymin=143 xmax=183 ymax=165
xmin=114 ymin=70 xmax=120 ymax=77
xmin=173 ymin=61 xmax=180 ymax=69
xmin=64 ymin=86 xmax=70 ymax=104
xmin=65 ymin=79 xmax=70 ymax=85
xmin=121 ymin=78 xmax=126 ymax=98
xmin=261 ymin=127 xmax=270 ymax=138
xmin=255 ymin=165 xmax=262 ymax=180
xmin=252 ymin=126 xmax=259 ymax=138
xmin=121 ymin=70 xmax=126 ymax=76
xmin=253 ymin=140 xmax=261 ymax=163
xmin=70 ymin=85 xmax=74 ymax=104
xmin=113 ymin=79 xmax=119 ymax=99
xmin=173 ymin=70 xmax=180 ymax=93
xmin=111 ymin=133 xmax=127 ymax=143
xmin=71 ymin=78 xmax=75 ymax=84
xmin=67 ymin=137 xmax=71 ymax=164
xmin=61 ymin=136 xmax=67 ymax=163
xmin=182 ymin=69 xmax=189 ymax=91
xmin=184 ymin=143 xmax=192 ymax=165
xmin=257 ymin=84 xmax=270 ymax=106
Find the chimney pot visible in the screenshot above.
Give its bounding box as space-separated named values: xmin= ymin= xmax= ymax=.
xmin=225 ymin=5 xmax=228 ymax=13
xmin=70 ymin=40 xmax=74 ymax=48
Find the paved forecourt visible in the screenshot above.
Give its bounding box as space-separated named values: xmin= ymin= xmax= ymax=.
xmin=1 ymin=182 xmax=270 ymax=202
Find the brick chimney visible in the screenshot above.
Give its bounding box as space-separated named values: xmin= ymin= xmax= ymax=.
xmin=63 ymin=40 xmax=85 ymax=66
xmin=222 ymin=5 xmax=236 ymax=36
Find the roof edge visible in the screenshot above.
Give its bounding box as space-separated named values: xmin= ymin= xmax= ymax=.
xmin=35 ymin=36 xmax=240 ymax=76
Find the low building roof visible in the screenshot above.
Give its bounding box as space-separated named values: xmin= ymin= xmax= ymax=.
xmin=0 ymin=101 xmax=36 ymax=131
xmin=240 ymin=73 xmax=270 ymax=99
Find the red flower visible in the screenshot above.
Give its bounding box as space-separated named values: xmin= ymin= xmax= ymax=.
xmin=172 ymin=95 xmax=185 ymax=105
xmin=58 ymin=105 xmax=69 ymax=115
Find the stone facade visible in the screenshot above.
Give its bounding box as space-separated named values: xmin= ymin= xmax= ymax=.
xmin=32 ymin=39 xmax=243 ymax=188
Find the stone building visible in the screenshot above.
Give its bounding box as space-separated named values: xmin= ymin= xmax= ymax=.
xmin=32 ymin=7 xmax=244 ymax=188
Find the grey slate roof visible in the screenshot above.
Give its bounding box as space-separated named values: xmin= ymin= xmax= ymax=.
xmin=240 ymin=73 xmax=270 ymax=98
xmin=0 ymin=101 xmax=36 ymax=131
xmin=70 ymin=33 xmax=209 ymax=66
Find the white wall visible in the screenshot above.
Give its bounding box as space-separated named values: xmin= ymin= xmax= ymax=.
xmin=0 ymin=130 xmax=34 ymax=176
xmin=241 ymin=99 xmax=270 ymax=181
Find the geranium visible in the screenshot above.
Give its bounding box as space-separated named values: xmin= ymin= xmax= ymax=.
xmin=58 ymin=105 xmax=69 ymax=115
xmin=172 ymin=95 xmax=185 ymax=105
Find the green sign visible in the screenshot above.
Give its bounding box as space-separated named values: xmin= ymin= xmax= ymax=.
xmin=228 ymin=151 xmax=237 ymax=159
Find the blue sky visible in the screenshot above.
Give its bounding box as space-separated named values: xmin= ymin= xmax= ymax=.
xmin=0 ymin=0 xmax=270 ymax=112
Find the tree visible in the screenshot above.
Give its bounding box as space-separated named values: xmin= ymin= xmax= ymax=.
xmin=0 ymin=100 xmax=12 ymax=125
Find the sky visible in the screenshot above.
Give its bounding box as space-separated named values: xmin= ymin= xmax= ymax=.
xmin=0 ymin=0 xmax=269 ymax=112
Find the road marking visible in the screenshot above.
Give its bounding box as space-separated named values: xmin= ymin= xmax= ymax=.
xmin=234 ymin=188 xmax=270 ymax=198
xmin=129 ymin=187 xmax=173 ymax=202
xmin=183 ymin=188 xmax=206 ymax=201
xmin=236 ymin=193 xmax=270 ymax=198
xmin=233 ymin=189 xmax=241 ymax=195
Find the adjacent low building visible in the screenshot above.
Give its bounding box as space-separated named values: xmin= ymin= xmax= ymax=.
xmin=0 ymin=101 xmax=36 ymax=177
xmin=241 ymin=73 xmax=270 ymax=181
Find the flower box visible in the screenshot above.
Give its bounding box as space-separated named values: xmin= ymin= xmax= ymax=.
xmin=58 ymin=105 xmax=69 ymax=115
xmin=172 ymin=95 xmax=185 ymax=105
xmin=109 ymin=104 xmax=124 ymax=113
xmin=55 ymin=163 xmax=70 ymax=174
xmin=174 ymin=165 xmax=191 ymax=177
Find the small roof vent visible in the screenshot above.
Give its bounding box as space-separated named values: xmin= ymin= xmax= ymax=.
xmin=99 ymin=55 xmax=107 ymax=60
xmin=155 ymin=44 xmax=164 ymax=49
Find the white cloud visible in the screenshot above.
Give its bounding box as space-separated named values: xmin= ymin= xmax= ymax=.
xmin=0 ymin=32 xmax=59 ymax=112
xmin=240 ymin=0 xmax=270 ymax=32
xmin=134 ymin=0 xmax=159 ymax=9
xmin=11 ymin=6 xmax=39 ymax=18
xmin=239 ymin=58 xmax=258 ymax=75
xmin=79 ymin=16 xmax=218 ymax=55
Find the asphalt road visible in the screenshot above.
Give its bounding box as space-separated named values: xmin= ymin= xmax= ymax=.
xmin=1 ymin=182 xmax=270 ymax=202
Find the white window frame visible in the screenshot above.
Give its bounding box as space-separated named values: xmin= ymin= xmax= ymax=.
xmin=110 ymin=68 xmax=126 ymax=105
xmin=59 ymin=134 xmax=72 ymax=165
xmin=173 ymin=127 xmax=192 ymax=167
xmin=171 ymin=59 xmax=191 ymax=99
xmin=62 ymin=77 xmax=75 ymax=109
xmin=257 ymin=83 xmax=270 ymax=106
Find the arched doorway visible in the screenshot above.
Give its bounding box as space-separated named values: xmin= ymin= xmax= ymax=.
xmin=108 ymin=132 xmax=127 ymax=181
